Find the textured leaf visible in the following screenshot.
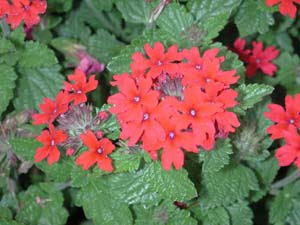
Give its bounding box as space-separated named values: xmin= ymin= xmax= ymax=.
xmin=234 ymin=83 xmax=274 ymax=115
xmin=75 ymin=177 xmax=133 ymax=225
xmin=116 ymin=0 xmax=151 ymax=24
xmin=200 ymin=164 xmax=259 ymax=208
xmin=111 ymin=145 xmax=144 ymax=173
xmin=157 ymin=3 xmax=195 ymax=47
xmin=226 ymin=202 xmax=253 ymax=225
xmin=0 ymin=207 xmax=12 ymax=219
xmin=286 ymin=199 xmax=300 ymax=225
xmin=100 ymin=162 xmax=197 ymax=205
xmin=199 ymin=139 xmax=233 ymax=173
xmin=16 ymin=183 xmax=69 ymax=225
xmin=133 ymin=200 xmax=197 ymax=225
xmin=0 ymin=38 xmax=19 ymax=65
xmin=98 ymin=105 xmax=120 ymax=140
xmin=235 ymin=0 xmax=274 ymax=37
xmin=274 ymin=53 xmax=300 ymax=95
xmin=0 ymin=64 xmax=17 ymax=117
xmin=18 ymin=42 xmax=58 ymax=68
xmin=13 ymin=65 xmax=64 ymax=111
xmin=89 ymin=0 xmax=113 ymax=11
xmin=203 ymin=206 xmax=230 ymax=225
xmin=188 ymin=0 xmax=242 ymax=42
xmin=0 ymin=219 xmax=25 ymax=225
xmin=10 ymin=138 xmax=40 ymax=161
xmin=47 ymin=0 xmax=73 ymax=12
xmin=87 ymin=29 xmax=124 ymax=64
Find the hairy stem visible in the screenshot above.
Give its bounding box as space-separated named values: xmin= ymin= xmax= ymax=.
xmin=270 ymin=170 xmax=300 ymax=194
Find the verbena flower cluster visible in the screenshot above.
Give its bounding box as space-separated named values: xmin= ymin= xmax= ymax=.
xmin=32 ymin=69 xmax=116 ymax=172
xmin=265 ymin=94 xmax=300 ymax=168
xmin=0 ymin=0 xmax=47 ymax=29
xmin=266 ymin=0 xmax=300 ymax=18
xmin=108 ymin=42 xmax=240 ymax=170
xmin=231 ymin=38 xmax=279 ymax=77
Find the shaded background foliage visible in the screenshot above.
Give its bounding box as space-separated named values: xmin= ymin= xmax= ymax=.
xmin=0 ymin=0 xmax=300 ymax=224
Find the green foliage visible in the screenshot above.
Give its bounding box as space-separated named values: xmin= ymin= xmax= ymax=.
xmin=0 ymin=64 xmax=17 ymax=117
xmin=235 ymin=0 xmax=274 ymax=37
xmin=199 ymin=139 xmax=233 ymax=174
xmin=16 ymin=183 xmax=68 ymax=225
xmin=0 ymin=38 xmax=20 ymax=66
xmin=227 ymin=202 xmax=253 ymax=225
xmin=133 ymin=200 xmax=197 ymax=225
xmin=10 ymin=138 xmax=40 ymax=161
xmin=13 ymin=65 xmax=64 ymax=110
xmin=200 ymin=164 xmax=259 ymax=208
xmin=18 ymin=42 xmax=58 ymax=68
xmin=234 ymin=83 xmax=274 ymax=115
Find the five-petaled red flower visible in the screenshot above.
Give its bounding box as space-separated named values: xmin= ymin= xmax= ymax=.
xmin=246 ymin=41 xmax=279 ymax=77
xmin=230 ymin=38 xmax=251 ymax=63
xmin=75 ymin=130 xmax=115 ymax=171
xmin=32 ymin=91 xmax=70 ymax=125
xmin=64 ymin=68 xmax=98 ymax=105
xmin=266 ymin=0 xmax=300 ymax=18
xmin=276 ymin=126 xmax=300 ymax=168
xmin=6 ymin=0 xmax=47 ymax=29
xmin=34 ymin=124 xmax=68 ymax=165
xmin=130 ymin=41 xmax=183 ymax=78
xmin=265 ymin=94 xmax=300 ymax=139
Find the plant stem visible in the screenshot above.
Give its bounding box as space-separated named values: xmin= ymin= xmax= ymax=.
xmin=56 ymin=181 xmax=72 ymax=191
xmin=270 ymin=170 xmax=300 ymax=194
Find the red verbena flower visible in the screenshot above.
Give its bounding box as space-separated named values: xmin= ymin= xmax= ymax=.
xmin=266 ymin=0 xmax=300 ymax=18
xmin=34 ymin=124 xmax=68 ymax=165
xmin=265 ymin=94 xmax=300 ymax=139
xmin=107 ymin=75 xmax=159 ymax=122
xmin=32 ymin=91 xmax=70 ymax=125
xmin=0 ymin=0 xmax=10 ymax=18
xmin=64 ymin=68 xmax=98 ymax=105
xmin=6 ymin=0 xmax=47 ymax=29
xmin=230 ymin=38 xmax=251 ymax=63
xmin=246 ymin=41 xmax=279 ymax=77
xmin=130 ymin=41 xmax=182 ymax=78
xmin=276 ymin=126 xmax=300 ymax=168
xmin=75 ymin=130 xmax=115 ymax=171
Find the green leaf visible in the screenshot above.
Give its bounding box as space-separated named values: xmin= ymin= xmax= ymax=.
xmin=234 ymin=83 xmax=274 ymax=115
xmin=116 ymin=0 xmax=151 ymax=24
xmin=111 ymin=145 xmax=143 ymax=173
xmin=203 ymin=206 xmax=230 ymax=225
xmin=36 ymin=158 xmax=73 ymax=182
xmin=269 ymin=180 xmax=300 ymax=224
xmin=87 ymin=29 xmax=124 ymax=64
xmin=13 ymin=65 xmax=64 ymax=111
xmin=133 ymin=200 xmax=197 ymax=225
xmin=0 ymin=207 xmax=12 ymax=219
xmin=226 ymin=202 xmax=253 ymax=225
xmin=10 ymin=138 xmax=40 ymax=161
xmin=89 ymin=0 xmax=113 ymax=11
xmin=0 ymin=64 xmax=17 ymax=117
xmin=286 ymin=199 xmax=300 ymax=225
xmin=101 ymin=162 xmax=197 ymax=205
xmin=0 ymin=219 xmax=25 ymax=225
xmin=199 ymin=139 xmax=233 ymax=174
xmin=18 ymin=42 xmax=58 ymax=68
xmin=75 ymin=177 xmax=133 ymax=225
xmin=98 ymin=105 xmax=120 ymax=140
xmin=16 ymin=183 xmax=69 ymax=225
xmin=235 ymin=0 xmax=274 ymax=37
xmin=188 ymin=0 xmax=242 ymax=43
xmin=157 ymin=3 xmax=195 ymax=47
xmin=274 ymin=52 xmax=300 ymax=95
xmin=0 ymin=38 xmax=19 ymax=66
xmin=47 ymin=0 xmax=73 ymax=12
xmin=200 ymin=164 xmax=259 ymax=208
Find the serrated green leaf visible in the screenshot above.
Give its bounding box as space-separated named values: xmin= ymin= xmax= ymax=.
xmin=286 ymin=199 xmax=300 ymax=225
xmin=203 ymin=206 xmax=230 ymax=225
xmin=13 ymin=65 xmax=64 ymax=111
xmin=133 ymin=200 xmax=197 ymax=225
xmin=0 ymin=64 xmax=17 ymax=117
xmin=0 ymin=207 xmax=12 ymax=219
xmin=18 ymin=42 xmax=57 ymax=68
xmin=75 ymin=178 xmax=133 ymax=225
xmin=89 ymin=0 xmax=113 ymax=11
xmin=47 ymin=0 xmax=73 ymax=12
xmin=188 ymin=0 xmax=242 ymax=43
xmin=199 ymin=139 xmax=233 ymax=173
xmin=99 ymin=114 xmax=120 ymax=140
xmin=10 ymin=138 xmax=40 ymax=161
xmin=226 ymin=202 xmax=253 ymax=225
xmin=235 ymin=0 xmax=274 ymax=37
xmin=36 ymin=157 xmax=73 ymax=182
xmin=116 ymin=0 xmax=151 ymax=24
xmin=111 ymin=145 xmax=143 ymax=173
xmin=0 ymin=219 xmax=25 ymax=225
xmin=274 ymin=53 xmax=300 ymax=95
xmin=16 ymin=183 xmax=68 ymax=225
xmin=87 ymin=29 xmax=124 ymax=64
xmin=157 ymin=3 xmax=195 ymax=47
xmin=234 ymin=83 xmax=274 ymax=115
xmin=200 ymin=164 xmax=259 ymax=208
